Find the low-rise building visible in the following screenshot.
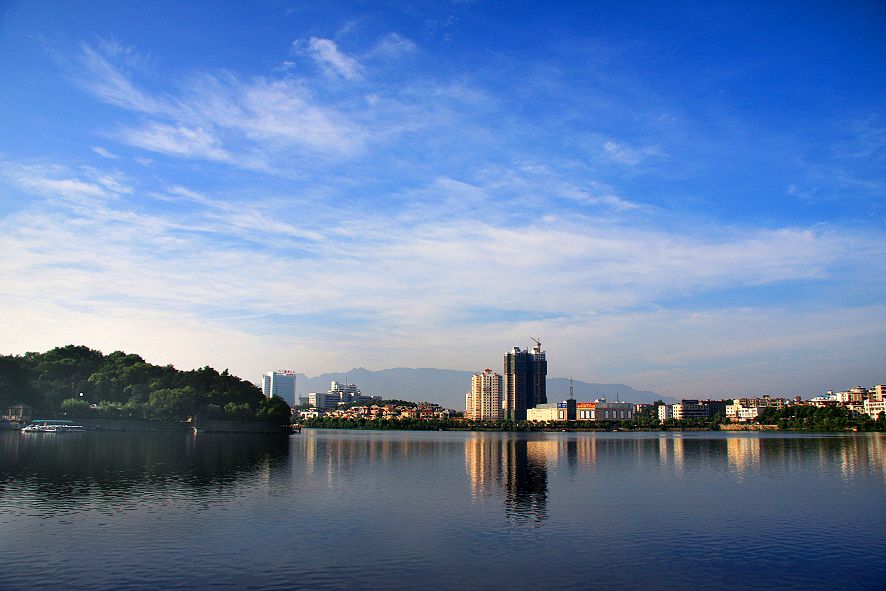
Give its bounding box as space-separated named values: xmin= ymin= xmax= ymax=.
xmin=3 ymin=403 xmax=33 ymax=423
xmin=658 ymin=404 xmax=674 ymax=421
xmin=672 ymin=399 xmax=725 ymax=420
xmin=308 ymin=392 xmax=340 ymax=410
xmin=573 ymin=399 xmax=633 ymax=421
xmin=526 ymin=400 xmax=576 ymax=422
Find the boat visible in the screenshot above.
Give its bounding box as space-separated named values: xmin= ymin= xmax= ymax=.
xmin=21 ymin=420 xmax=86 ymax=433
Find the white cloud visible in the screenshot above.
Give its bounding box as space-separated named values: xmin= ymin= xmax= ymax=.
xmin=298 ymin=37 xmax=362 ymax=80
xmin=1 ymin=159 xmax=884 ymax=396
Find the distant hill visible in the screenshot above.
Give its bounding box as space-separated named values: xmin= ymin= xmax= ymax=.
xmin=292 ymin=367 xmax=674 ymax=409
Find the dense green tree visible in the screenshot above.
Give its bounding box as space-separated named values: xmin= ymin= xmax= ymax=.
xmin=148 ymin=387 xmax=197 ymax=419
xmin=256 ymin=396 xmax=292 ymax=425
xmin=60 ymin=397 xmax=90 ymax=417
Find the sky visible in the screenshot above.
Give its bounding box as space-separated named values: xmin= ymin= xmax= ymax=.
xmin=1 ymin=0 xmax=884 ymax=398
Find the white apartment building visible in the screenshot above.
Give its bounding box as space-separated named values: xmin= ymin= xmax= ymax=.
xmin=466 ymin=369 xmax=503 ymax=421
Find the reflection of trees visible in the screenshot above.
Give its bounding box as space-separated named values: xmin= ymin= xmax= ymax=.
xmin=465 ymin=434 xmax=549 ymax=524
xmin=0 ymin=432 xmax=289 ymax=509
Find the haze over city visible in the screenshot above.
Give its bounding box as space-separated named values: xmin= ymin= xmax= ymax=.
xmin=1 ymin=1 xmax=884 ymax=399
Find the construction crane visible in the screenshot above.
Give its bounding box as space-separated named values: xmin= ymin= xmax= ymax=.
xmin=530 ymin=337 xmax=541 ymax=352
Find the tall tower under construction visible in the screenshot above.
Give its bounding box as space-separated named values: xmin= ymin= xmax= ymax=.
xmin=503 ymin=339 xmax=547 ymax=421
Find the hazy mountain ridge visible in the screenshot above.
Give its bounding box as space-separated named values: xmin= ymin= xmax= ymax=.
xmin=293 ymin=367 xmax=674 ymax=408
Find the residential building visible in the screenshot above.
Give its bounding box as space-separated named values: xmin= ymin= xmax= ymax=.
xmin=658 ymin=404 xmax=674 ymax=421
xmin=870 ymin=385 xmax=886 ymax=402
xmin=836 ymin=386 xmax=868 ymax=404
xmin=503 ymin=339 xmax=547 ymax=421
xmin=466 ymin=369 xmax=503 ymax=420
xmin=726 ymin=396 xmax=788 ymax=422
xmin=864 ymin=399 xmax=886 ymax=420
xmin=261 ymin=370 xmax=297 ymax=406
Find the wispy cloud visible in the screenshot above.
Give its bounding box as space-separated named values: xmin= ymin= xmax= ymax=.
xmin=0 ymin=161 xmax=131 ymax=202
xmin=368 ymin=33 xmax=417 ymax=59
xmin=296 ymin=37 xmax=363 ymax=80
xmin=75 ymin=41 xmax=372 ymax=168
xmin=78 ymin=41 xmax=167 ymax=114
xmin=121 ymin=123 xmax=229 ymax=161
xmin=91 ymin=146 xmax=119 ymax=159
xmin=603 ymin=140 xmax=663 ymax=166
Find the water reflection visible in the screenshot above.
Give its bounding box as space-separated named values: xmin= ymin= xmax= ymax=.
xmin=0 ymin=431 xmax=290 ymax=511
xmin=465 ymin=434 xmax=550 ymax=524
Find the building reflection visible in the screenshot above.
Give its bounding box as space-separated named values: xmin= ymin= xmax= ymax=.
xmin=727 ymin=436 xmax=761 ymax=477
xmin=465 ymin=434 xmax=550 ymax=524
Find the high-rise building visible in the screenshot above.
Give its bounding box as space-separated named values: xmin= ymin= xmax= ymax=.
xmin=466 ymin=369 xmax=503 ymax=420
xmin=503 ymin=339 xmax=547 ymax=421
xmin=261 ymin=370 xmax=297 ymax=406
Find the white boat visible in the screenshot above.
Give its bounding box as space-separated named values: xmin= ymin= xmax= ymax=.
xmin=21 ymin=420 xmax=85 ymax=433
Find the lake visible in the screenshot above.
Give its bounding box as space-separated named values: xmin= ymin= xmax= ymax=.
xmin=1 ymin=429 xmax=884 ymax=589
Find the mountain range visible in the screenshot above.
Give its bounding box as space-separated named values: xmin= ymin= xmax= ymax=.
xmin=288 ymin=367 xmax=674 ymax=409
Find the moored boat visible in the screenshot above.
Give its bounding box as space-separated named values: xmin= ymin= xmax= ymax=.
xmin=21 ymin=420 xmax=85 ymax=433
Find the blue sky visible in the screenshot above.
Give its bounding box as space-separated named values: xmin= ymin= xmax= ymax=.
xmin=1 ymin=0 xmax=884 ymax=398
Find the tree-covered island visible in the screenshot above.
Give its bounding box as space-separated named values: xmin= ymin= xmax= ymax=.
xmin=0 ymin=345 xmax=291 ymax=426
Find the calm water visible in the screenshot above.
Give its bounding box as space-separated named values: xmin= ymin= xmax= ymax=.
xmin=1 ymin=430 xmax=884 ymax=590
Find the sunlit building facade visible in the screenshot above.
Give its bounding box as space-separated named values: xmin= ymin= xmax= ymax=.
xmin=261 ymin=370 xmax=296 ymax=406
xmin=466 ymin=369 xmax=503 ymax=421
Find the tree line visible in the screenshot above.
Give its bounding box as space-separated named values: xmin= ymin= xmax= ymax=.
xmin=0 ymin=345 xmax=290 ymax=425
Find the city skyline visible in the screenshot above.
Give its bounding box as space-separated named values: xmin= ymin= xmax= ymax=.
xmin=1 ymin=1 xmax=885 ymax=399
